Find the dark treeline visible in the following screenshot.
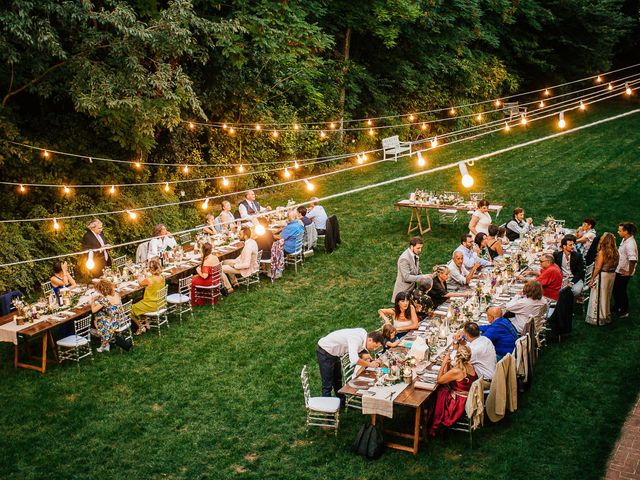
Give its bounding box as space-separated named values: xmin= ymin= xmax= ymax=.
xmin=0 ymin=0 xmax=638 ymax=292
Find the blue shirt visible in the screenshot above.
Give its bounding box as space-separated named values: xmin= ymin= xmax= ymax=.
xmin=454 ymin=244 xmax=492 ymax=270
xmin=479 ymin=317 xmax=518 ymax=357
xmin=280 ymin=220 xmax=304 ymax=254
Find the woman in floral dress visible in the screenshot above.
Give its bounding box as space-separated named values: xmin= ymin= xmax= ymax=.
xmin=91 ymin=279 xmax=122 ymax=352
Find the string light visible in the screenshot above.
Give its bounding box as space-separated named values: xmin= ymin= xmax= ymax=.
xmin=421 ymin=123 xmax=427 ymax=131
xmin=238 ymin=164 xmax=245 ymax=173
xmin=329 ymin=122 xmax=336 ymax=129
xmin=283 ymin=167 xmax=291 ymax=179
xmin=520 ymin=114 xmax=528 ymax=125
xmin=431 ymin=136 xmax=438 ymax=148
xmin=367 ymin=119 xmax=373 ymax=126
xmin=625 ymin=82 xmax=632 ymax=95
xmin=558 ymin=111 xmax=566 ymax=129
xmin=229 ymin=127 xmax=235 ymax=135
xmin=417 ymin=151 xmax=426 ymax=167
xmin=596 ymin=75 xmax=602 ymax=83
xmin=255 ymin=124 xmax=261 ymax=131
xmin=320 ymin=131 xmax=326 ymax=139
xmin=361 ymin=153 xmax=367 ymax=162
xmin=201 ymin=197 xmax=209 ymax=210
xmin=495 ymin=99 xmax=501 ymax=107
xmin=127 ymin=210 xmax=138 ymax=220
xmin=476 ymin=113 xmax=482 ymax=121
xmin=272 ymin=130 xmax=278 ymax=138
xmin=164 ymin=182 xmax=170 ymax=192
xmin=43 ymin=150 xmax=50 ymax=159
xmin=53 ymin=218 xmax=60 ymax=230
xmin=459 ymin=162 xmax=474 ymax=188
xmin=544 ymin=89 xmax=550 ymax=96
xmin=134 ymin=161 xmax=142 ymax=169
xmin=183 ymin=165 xmax=189 ymax=174
xmin=409 ymin=114 xmax=415 ymax=121
xmin=63 ymin=185 xmax=71 ymax=195
xmin=608 ymin=83 xmax=613 ymax=91
xmin=19 ymin=184 xmax=26 ymax=193
xmin=109 ymin=185 xmax=116 ymax=195
xmin=86 ymin=251 xmax=95 ymax=271
xmin=222 ymin=177 xmax=230 ymax=187
xmin=450 ymin=108 xmax=456 ymax=115
xmin=539 ymin=100 xmax=545 ymax=108
xmin=356 ymin=154 xmax=364 ymax=165
xmin=255 ymin=224 xmax=266 ymax=236
xmin=304 ymin=179 xmax=315 ymax=191
xmin=293 ymin=124 xmax=300 ymax=130
xmin=504 ymin=122 xmax=510 ymax=132
xmin=294 ymin=161 xmax=300 ymax=169
xmin=188 ymin=122 xmax=195 ymax=130
xmin=368 ymin=128 xmax=375 ymax=136
xmin=580 ymin=101 xmax=586 ymax=111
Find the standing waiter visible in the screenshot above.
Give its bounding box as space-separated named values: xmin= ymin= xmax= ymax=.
xmin=81 ymin=218 xmax=111 ymax=277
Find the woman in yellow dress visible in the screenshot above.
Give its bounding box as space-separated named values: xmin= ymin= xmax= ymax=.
xmin=132 ymin=258 xmax=165 ymax=334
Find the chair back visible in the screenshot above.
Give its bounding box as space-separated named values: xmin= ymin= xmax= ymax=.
xmin=113 ymin=255 xmax=127 ymax=270
xmin=177 ymin=232 xmax=192 ymax=245
xmin=74 ymin=314 xmax=93 ymax=341
xmin=210 ymin=264 xmax=222 ymax=287
xmin=584 ymin=263 xmax=595 ymax=285
xmin=470 ymin=192 xmax=485 ymax=201
xmin=179 ymin=276 xmax=192 ymax=294
xmin=303 ymin=223 xmax=318 ymax=250
xmin=382 ymin=135 xmax=400 ymax=150
xmin=120 ymin=300 xmax=133 ymax=325
xmin=340 ymin=354 xmax=356 ymax=383
xmin=293 ymin=232 xmax=304 ymax=255
xmin=155 ymin=286 xmax=168 ymax=312
xmin=300 ymin=365 xmax=311 ymax=407
xmin=41 ymin=281 xmax=53 ymax=297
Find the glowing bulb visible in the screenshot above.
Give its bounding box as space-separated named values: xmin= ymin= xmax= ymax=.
xmin=356 ymin=155 xmax=364 ymax=165
xmin=329 ymin=122 xmax=336 ymax=129
xmin=320 ymin=131 xmax=326 ymax=138
xmin=409 ymin=114 xmax=415 ymax=121
xmin=459 ymin=162 xmax=474 ymax=188
xmin=222 ymin=123 xmax=228 ymax=129
xmin=417 ymin=151 xmax=426 ymax=167
xmin=183 ymin=165 xmax=189 ymax=173
xmin=544 ymin=88 xmax=550 ymax=96
xmin=19 ymin=184 xmax=26 ymax=193
xmin=579 ymin=101 xmax=586 ymax=111
xmin=43 ymin=150 xmax=50 ymax=159
xmin=520 ymin=114 xmax=528 ymax=125
xmin=222 ymin=177 xmax=229 ymax=187
xmin=421 ymin=123 xmax=427 ymax=131
xmin=361 ymin=153 xmax=367 ymax=162
xmin=229 ymin=127 xmax=235 ymax=134
xmin=495 ymin=99 xmax=501 ymax=107
xmin=164 ymin=182 xmax=170 ymax=192
xmin=368 ymin=128 xmax=375 ymax=136
xmin=283 ymin=168 xmax=291 ymax=178
xmin=304 ymin=179 xmax=315 ymax=191
xmin=272 ymin=130 xmax=278 ymax=138
xmin=608 ymin=83 xmax=613 ymax=91
xmin=539 ymin=101 xmax=545 ymax=108
xmin=255 ymin=124 xmax=261 ymax=131
xmin=86 ymin=252 xmax=95 ymax=271
xmin=293 ymin=124 xmax=300 ymax=130
xmin=238 ymin=164 xmax=245 ymax=173
xmin=367 ymin=119 xmax=372 ymax=126
xmin=431 ymin=136 xmax=438 ymax=148
xmin=504 ymin=122 xmax=510 ymax=132
xmin=294 ymin=161 xmax=300 ymax=169
xmin=109 ymin=185 xmax=116 ymax=194
xmin=53 ymin=218 xmax=60 ymax=230
xmin=558 ymin=111 xmax=566 ymax=129
xmin=63 ymin=185 xmax=70 ymax=194
xmin=201 ymin=197 xmax=209 ymax=210
xmin=255 ymin=224 xmax=266 ymax=236
xmin=127 ymin=210 xmax=138 ymax=220
xmin=134 ymin=161 xmax=142 ymax=169
xmin=476 ymin=113 xmax=482 ymax=121
xmin=450 ymin=108 xmax=456 ymax=115
xmin=625 ymin=82 xmax=631 ymax=95
xmin=596 ymin=75 xmax=602 ymax=83
xmin=188 ymin=122 xmax=195 ymax=130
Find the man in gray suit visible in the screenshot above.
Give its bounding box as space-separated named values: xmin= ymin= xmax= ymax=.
xmin=392 ymin=237 xmax=430 ymax=302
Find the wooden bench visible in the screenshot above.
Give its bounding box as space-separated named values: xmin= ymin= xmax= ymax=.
xmin=382 ymin=135 xmax=412 ymax=162
xmin=503 ymin=102 xmax=527 ymax=121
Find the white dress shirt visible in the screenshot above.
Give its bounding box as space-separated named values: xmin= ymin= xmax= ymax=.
xmin=238 ymin=201 xmax=266 ymax=220
xmin=93 ymin=232 xmax=108 ymax=260
xmin=561 ymin=252 xmax=572 ymax=279
xmin=617 ymin=236 xmax=638 ymax=275
xmin=581 ymin=228 xmax=596 ymax=254
xmin=318 ymin=328 xmax=367 ymax=366
xmin=306 ymin=205 xmax=328 ymax=230
xmin=505 ymin=296 xmax=549 ymax=333
xmin=147 ymin=236 xmax=177 ymax=259
xmin=454 ymin=245 xmax=492 ymax=270
xmin=447 ymin=259 xmax=469 ymax=287
xmin=468 ymin=335 xmax=497 ymax=380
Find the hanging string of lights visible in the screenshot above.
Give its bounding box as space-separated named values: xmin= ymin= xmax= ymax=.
xmin=2 ymin=107 xmax=637 ymax=270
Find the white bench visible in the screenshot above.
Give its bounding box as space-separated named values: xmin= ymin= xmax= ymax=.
xmin=503 ymin=102 xmax=527 ymax=121
xmin=382 ymin=135 xmax=412 ymax=162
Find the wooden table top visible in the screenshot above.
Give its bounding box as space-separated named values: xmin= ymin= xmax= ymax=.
xmin=395 ymin=200 xmax=504 ymax=212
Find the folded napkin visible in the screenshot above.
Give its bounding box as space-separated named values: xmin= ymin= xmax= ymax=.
xmin=361 ymin=383 xmax=408 ymax=419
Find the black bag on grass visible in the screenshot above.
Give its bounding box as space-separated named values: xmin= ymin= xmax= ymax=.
xmin=352 ymin=424 xmax=385 ymax=460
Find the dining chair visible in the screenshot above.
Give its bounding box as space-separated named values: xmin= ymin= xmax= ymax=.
xmin=194 ymin=265 xmax=222 ymax=306
xmin=237 ymin=251 xmax=262 ymax=291
xmin=56 ymin=314 xmax=93 ymax=367
xmin=143 ymin=286 xmax=169 ymax=336
xmin=41 ymin=281 xmax=53 ymax=298
xmin=167 ymin=276 xmax=194 ymax=323
xmin=285 ymin=233 xmax=304 ymax=273
xmin=340 ymin=354 xmax=362 ymax=412
xmin=112 ymin=255 xmax=127 ymax=271
xmin=118 ymin=300 xmax=134 ymax=346
xmin=300 ymin=365 xmax=340 ymax=435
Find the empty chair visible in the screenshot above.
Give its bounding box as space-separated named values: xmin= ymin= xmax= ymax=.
xmin=382 ymin=135 xmax=412 ymax=162
xmin=56 ymin=314 xmax=93 ymax=367
xmin=470 ymin=192 xmax=485 ymax=202
xmin=237 ymin=251 xmax=262 ymax=291
xmin=112 ymin=255 xmax=127 ymax=271
xmin=143 ymin=285 xmax=169 ymax=336
xmin=41 ymin=281 xmax=53 ymax=298
xmin=167 ymin=276 xmax=194 ymax=323
xmin=285 ymin=233 xmax=304 ymax=273
xmin=340 ymin=354 xmax=362 ymax=412
xmin=438 ymin=208 xmax=458 ymax=225
xmin=300 ymin=365 xmax=340 ymax=435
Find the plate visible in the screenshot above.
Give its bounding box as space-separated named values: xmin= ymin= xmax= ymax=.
xmin=349 ymin=379 xmax=373 ymax=389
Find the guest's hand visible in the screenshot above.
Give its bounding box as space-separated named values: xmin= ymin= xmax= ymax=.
xmin=369 ymin=360 xmax=380 ymax=368
xmin=526 ymin=217 xmax=533 ymax=224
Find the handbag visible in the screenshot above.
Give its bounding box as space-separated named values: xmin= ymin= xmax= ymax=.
xmin=352 ymin=424 xmax=385 ymax=460
xmin=114 ymin=334 xmax=133 ymax=352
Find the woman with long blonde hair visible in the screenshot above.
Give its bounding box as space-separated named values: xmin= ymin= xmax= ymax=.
xmin=586 ymin=232 xmax=619 ymax=325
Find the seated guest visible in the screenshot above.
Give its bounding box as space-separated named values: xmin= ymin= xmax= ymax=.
xmin=191 ymin=243 xmax=228 ymax=305
xmin=91 ymin=279 xmax=128 ymax=353
xmin=222 ymin=227 xmax=259 ymax=287
xmin=479 ymin=307 xmax=518 ymax=360
xmin=447 ymin=251 xmax=479 ymax=289
xmin=497 ymin=226 xmax=510 ymax=245
xmin=147 ymin=224 xmax=177 ymax=259
xmin=279 ymin=210 xmax=304 ymax=254
xmin=131 ymin=258 xmax=166 ymax=334
xmin=203 ymin=214 xmax=217 ymax=235
xmin=238 ymin=190 xmax=270 ymax=225
xmin=306 ymin=197 xmax=328 ymax=234
xmin=455 ymin=234 xmax=492 ymax=271
xmin=553 ymin=234 xmax=585 ymax=297
xmin=378 ymin=291 xmax=420 ymax=334
xmin=297 ymin=206 xmax=312 ymax=226
xmin=429 ymin=344 xmax=476 ymax=437
xmin=504 ymin=280 xmax=549 ymax=333
xmin=486 ymin=225 xmax=504 ymax=259
xmin=474 ymin=232 xmax=496 ymax=262
xmin=382 ymin=323 xmax=401 ymax=349
xmin=505 ymin=207 xmax=533 ymax=241
xmin=468 ymin=199 xmax=492 ymax=236
xmin=429 ymin=265 xmax=471 ymax=308
xmin=50 ymin=261 xmax=77 ymax=297
xmin=576 ymin=217 xmax=597 ymax=259
xmin=255 ymin=217 xmax=275 ymax=261
xmin=524 ymin=254 xmax=562 ymax=301
xmin=216 ymin=201 xmax=238 ymax=233
xmin=411 ymin=276 xmax=434 ymax=319
xmin=457 ymin=321 xmax=496 ymax=380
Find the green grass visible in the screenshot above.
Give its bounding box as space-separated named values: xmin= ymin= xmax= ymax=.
xmin=1 ymin=102 xmax=639 ymax=480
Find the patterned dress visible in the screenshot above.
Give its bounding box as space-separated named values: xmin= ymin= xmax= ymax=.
xmin=95 ymin=296 xmax=121 ymax=343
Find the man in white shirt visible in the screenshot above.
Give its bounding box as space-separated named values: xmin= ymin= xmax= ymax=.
xmin=505 ymin=280 xmax=549 ymax=333
xmin=613 ymin=222 xmax=638 ymax=318
xmin=316 ymin=328 xmax=384 ymax=401
xmin=306 ymin=197 xmax=328 ymax=234
xmin=576 ymin=217 xmax=597 ymax=261
xmin=447 ymin=251 xmax=479 ymax=289
xmin=457 ymin=322 xmax=496 ymax=380
xmin=454 ymin=234 xmax=492 ymax=271
xmin=222 ymin=227 xmax=259 ymax=288
xmin=238 ymin=190 xmax=270 ymax=226
xmin=147 ymin=224 xmax=177 ymax=259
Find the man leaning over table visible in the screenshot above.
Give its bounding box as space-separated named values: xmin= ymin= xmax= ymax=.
xmin=316 ymin=328 xmax=384 ymax=404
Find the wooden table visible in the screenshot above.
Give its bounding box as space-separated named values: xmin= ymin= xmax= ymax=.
xmin=0 ymin=244 xmax=244 ymax=373
xmin=394 ymin=200 xmax=504 ymax=235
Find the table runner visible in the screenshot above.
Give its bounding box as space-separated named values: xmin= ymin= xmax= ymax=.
xmin=361 ymin=382 xmax=409 ymax=419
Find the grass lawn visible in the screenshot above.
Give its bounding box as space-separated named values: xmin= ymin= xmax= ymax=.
xmin=1 ymin=101 xmax=639 ymax=480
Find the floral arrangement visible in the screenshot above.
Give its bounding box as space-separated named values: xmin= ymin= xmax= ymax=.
xmin=12 ymin=298 xmax=40 ymax=324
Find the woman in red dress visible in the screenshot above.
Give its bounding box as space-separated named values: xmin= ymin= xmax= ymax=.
xmin=429 ymin=344 xmax=477 ymax=437
xmin=190 ymin=243 xmax=221 ymax=306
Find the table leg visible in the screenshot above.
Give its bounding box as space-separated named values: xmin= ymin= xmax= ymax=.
xmin=14 ymin=334 xmax=49 ymax=373
xmin=408 ymin=208 xmax=418 ymax=234
xmin=40 ymin=332 xmax=48 ymax=373
xmin=421 ymin=209 xmax=432 ymax=235
xmin=412 ymin=406 xmax=422 ymax=454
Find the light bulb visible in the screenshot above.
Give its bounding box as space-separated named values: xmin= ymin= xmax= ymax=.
xmin=284 ymin=167 xmax=291 ymax=178
xmin=272 ymin=130 xmax=278 ymax=138
xmin=608 ymin=83 xmax=613 ymax=91
xmin=421 ymin=123 xmax=427 ymax=131
xmin=431 ymin=136 xmax=438 ymax=148
xmin=293 ymin=124 xmax=300 ymax=130
xmin=368 ymin=128 xmax=374 ymax=136
xmin=625 ymin=82 xmax=631 ymax=95
xmin=361 ymin=153 xmax=367 ymax=161
xmin=476 ymin=113 xmax=482 ymax=121
xmin=19 ymin=184 xmax=26 ymax=193
xmin=520 ymin=114 xmax=527 ymax=125
xmin=109 ymin=185 xmax=116 ymax=194
xmin=304 ymin=179 xmax=315 ymax=191
xmin=53 ymin=218 xmax=60 ymax=230
xmin=450 ymin=108 xmax=456 ymax=115
xmin=539 ymin=101 xmax=545 ymax=108
xmin=294 ymin=161 xmax=300 ymax=169
xmin=86 ymin=252 xmax=95 ymax=271
xmin=229 ymin=127 xmax=235 ymax=134
xmin=188 ymin=122 xmax=195 ymax=130
xmin=222 ymin=123 xmax=228 ymax=129
xmin=504 ymin=122 xmax=510 ymax=132
xmin=417 ymin=151 xmax=426 ymax=167
xmin=43 ymin=150 xmax=50 ymax=159
xmin=134 ymin=161 xmax=142 ymax=169
xmin=255 ymin=124 xmax=261 ymax=131
xmin=544 ymin=88 xmax=550 ymax=96
xmin=459 ymin=162 xmax=474 ymax=188
xmin=596 ymin=75 xmax=602 ymax=83
xmin=128 ymin=210 xmax=138 ymax=220
xmin=201 ymin=197 xmax=209 ymax=210
xmin=356 ymin=155 xmax=364 ymax=165
xmin=183 ymin=165 xmax=189 ymax=173
xmin=164 ymin=182 xmax=170 ymax=192
xmin=238 ymin=164 xmax=245 ymax=173
xmin=320 ymin=131 xmax=326 ymax=138
xmin=255 ymin=224 xmax=266 ymax=236
xmin=580 ymin=101 xmax=586 ymax=111
xmin=558 ymin=111 xmax=566 ymax=129
xmin=63 ymin=185 xmax=70 ymax=194
xmin=329 ymin=122 xmax=336 ymax=129
xmin=409 ymin=114 xmax=415 ymax=121
xmin=495 ymin=99 xmax=501 ymax=107
xmin=222 ymin=177 xmax=229 ymax=187
xmin=367 ymin=119 xmax=372 ymax=126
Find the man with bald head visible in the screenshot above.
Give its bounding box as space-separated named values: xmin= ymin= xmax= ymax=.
xmin=479 ymin=306 xmax=519 ymax=360
xmin=447 ymin=250 xmax=479 ymax=289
